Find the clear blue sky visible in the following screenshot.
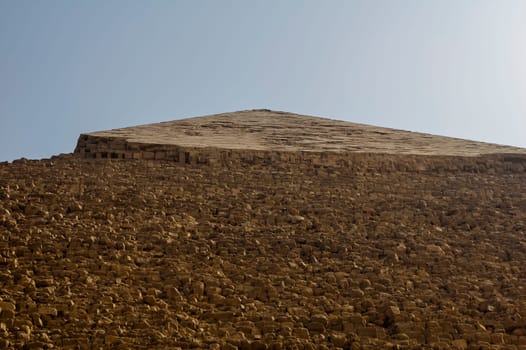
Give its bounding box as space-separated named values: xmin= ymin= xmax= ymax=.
xmin=1 ymin=0 xmax=525 ymax=161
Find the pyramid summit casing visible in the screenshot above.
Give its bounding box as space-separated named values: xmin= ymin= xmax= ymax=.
xmin=74 ymin=109 xmax=526 ymax=165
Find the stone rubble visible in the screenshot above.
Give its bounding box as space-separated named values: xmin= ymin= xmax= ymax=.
xmin=0 ymin=154 xmax=525 ymax=349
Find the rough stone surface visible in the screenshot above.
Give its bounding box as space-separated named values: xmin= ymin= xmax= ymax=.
xmin=1 ymin=111 xmax=526 ymax=349
xmin=74 ymin=109 xmax=526 ymax=163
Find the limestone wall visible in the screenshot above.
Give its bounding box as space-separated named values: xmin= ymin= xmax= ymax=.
xmin=74 ymin=134 xmax=526 ymax=173
xmin=3 ymin=145 xmax=526 ymax=348
xmin=2 ymin=155 xmax=526 ymax=348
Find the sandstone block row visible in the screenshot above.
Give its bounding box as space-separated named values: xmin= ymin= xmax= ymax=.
xmin=74 ymin=134 xmax=526 ymax=174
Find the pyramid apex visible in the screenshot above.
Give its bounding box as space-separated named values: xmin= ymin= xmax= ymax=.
xmin=75 ymin=110 xmax=526 ymax=162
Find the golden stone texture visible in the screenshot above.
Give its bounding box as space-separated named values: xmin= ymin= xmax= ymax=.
xmin=1 ymin=110 xmax=526 ymax=349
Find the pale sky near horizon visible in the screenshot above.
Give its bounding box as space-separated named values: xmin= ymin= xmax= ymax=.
xmin=1 ymin=0 xmax=525 ymax=161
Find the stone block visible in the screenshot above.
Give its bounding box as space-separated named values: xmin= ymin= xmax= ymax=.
xmin=451 ymin=339 xmax=468 ymax=350
xmin=142 ymin=151 xmax=155 ymax=160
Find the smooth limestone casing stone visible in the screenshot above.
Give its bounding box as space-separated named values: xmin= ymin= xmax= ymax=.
xmin=73 ymin=110 xmax=526 ymax=169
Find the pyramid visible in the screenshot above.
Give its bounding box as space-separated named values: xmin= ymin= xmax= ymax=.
xmin=75 ymin=109 xmax=526 ymax=164
xmin=2 ymin=110 xmax=526 ymax=348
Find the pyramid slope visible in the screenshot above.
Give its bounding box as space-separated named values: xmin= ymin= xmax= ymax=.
xmin=1 ymin=155 xmax=526 ymax=348
xmin=76 ymin=109 xmax=526 ymax=159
